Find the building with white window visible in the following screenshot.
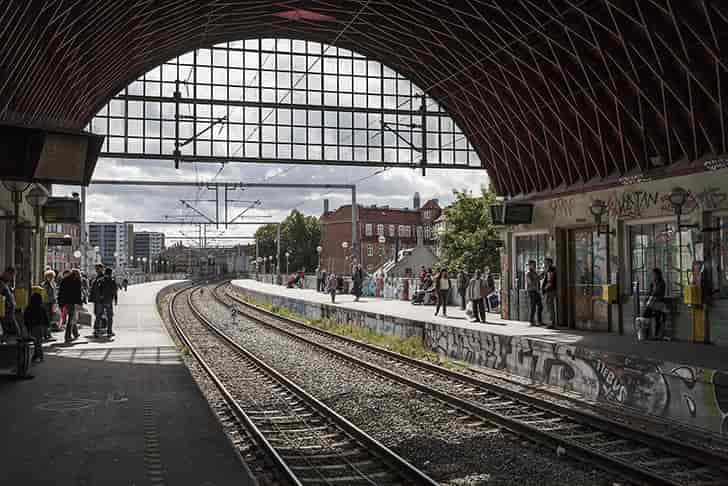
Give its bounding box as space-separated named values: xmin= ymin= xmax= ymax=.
xmin=87 ymin=222 xmax=134 ymax=271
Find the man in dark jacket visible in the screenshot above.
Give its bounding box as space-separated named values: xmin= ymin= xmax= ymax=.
xmin=97 ymin=268 xmax=118 ymax=337
xmin=90 ymin=264 xmax=106 ymax=337
xmin=352 ymin=263 xmax=364 ymax=301
xmin=541 ymin=258 xmax=558 ymax=329
xmin=60 ymin=269 xmax=83 ymax=343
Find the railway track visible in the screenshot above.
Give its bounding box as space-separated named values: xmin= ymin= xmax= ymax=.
xmin=214 ymin=282 xmax=728 ymax=486
xmin=169 ymin=284 xmax=438 ymax=486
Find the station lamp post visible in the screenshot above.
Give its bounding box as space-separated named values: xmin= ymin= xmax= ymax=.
xmin=285 ymin=251 xmax=290 ymax=276
xmin=341 ymin=241 xmax=349 ymax=274
xmin=316 ymin=245 xmax=322 ymax=271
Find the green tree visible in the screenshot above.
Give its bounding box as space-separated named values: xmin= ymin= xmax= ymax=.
xmin=439 ymin=187 xmax=500 ymax=273
xmin=253 ymin=209 xmax=321 ymax=273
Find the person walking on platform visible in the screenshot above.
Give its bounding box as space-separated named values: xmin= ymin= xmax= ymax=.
xmin=0 ymin=267 xmax=21 ymax=338
xmin=61 ymin=269 xmax=83 ymax=343
xmin=526 ymin=260 xmax=543 ymax=326
xmin=457 ymin=270 xmax=468 ymax=310
xmin=467 ymin=271 xmax=486 ymax=323
xmin=122 ymin=277 xmax=129 ymax=292
xmin=542 ymin=258 xmax=558 ymax=329
xmin=25 ymin=293 xmax=49 ymax=362
xmin=41 ymin=270 xmax=57 ymax=340
xmin=320 ymin=269 xmax=327 ymax=293
xmin=352 ymin=263 xmax=364 ymax=302
xmin=434 ymin=269 xmax=452 ymax=317
xmin=327 ymin=272 xmax=338 ymax=303
xmin=57 ymin=269 xmax=71 ymax=330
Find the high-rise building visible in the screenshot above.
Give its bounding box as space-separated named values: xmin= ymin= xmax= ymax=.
xmin=133 ymin=232 xmax=165 ymax=267
xmin=87 ymin=223 xmax=133 ymax=270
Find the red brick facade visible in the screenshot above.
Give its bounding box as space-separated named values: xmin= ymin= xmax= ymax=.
xmin=320 ymin=199 xmax=441 ymax=274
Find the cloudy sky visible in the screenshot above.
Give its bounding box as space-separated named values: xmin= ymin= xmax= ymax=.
xmin=54 ymin=159 xmax=487 ymax=246
xmin=53 ymin=39 xmax=489 ymax=246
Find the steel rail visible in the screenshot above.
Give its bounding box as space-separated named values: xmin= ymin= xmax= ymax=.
xmin=215 ymin=283 xmax=728 ymax=486
xmin=168 ymin=285 xmax=302 ymax=486
xmin=183 ymin=284 xmax=439 ymax=486
xmin=221 ymin=286 xmax=728 ymax=475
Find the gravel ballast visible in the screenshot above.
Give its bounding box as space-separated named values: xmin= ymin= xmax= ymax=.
xmin=182 ymin=285 xmax=615 ymax=486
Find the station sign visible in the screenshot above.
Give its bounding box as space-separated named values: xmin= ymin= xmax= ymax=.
xmin=47 ymin=237 xmax=72 ymax=246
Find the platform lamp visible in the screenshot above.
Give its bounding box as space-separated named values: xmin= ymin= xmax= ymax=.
xmin=285 ymin=251 xmax=290 ymax=275
xmin=316 ymin=245 xmax=322 ymax=271
xmin=341 ymin=241 xmax=349 ymax=275
xmin=668 ymin=187 xmax=699 ymax=290
xmin=589 ymin=199 xmax=614 ymax=236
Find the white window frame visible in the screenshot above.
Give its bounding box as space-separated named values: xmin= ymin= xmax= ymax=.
xmin=367 ymin=243 xmax=374 ymax=256
xmin=365 ymin=223 xmax=373 ymax=236
xmin=377 ymin=223 xmax=384 ymax=235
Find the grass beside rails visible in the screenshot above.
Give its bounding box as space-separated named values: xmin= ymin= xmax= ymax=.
xmin=233 ymin=291 xmax=468 ymax=371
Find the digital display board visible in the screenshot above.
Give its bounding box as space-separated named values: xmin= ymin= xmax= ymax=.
xmin=503 ymin=204 xmax=534 ymax=225
xmin=44 ymin=197 xmax=81 ymax=223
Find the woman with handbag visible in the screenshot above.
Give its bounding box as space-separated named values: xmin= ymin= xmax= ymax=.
xmin=644 ymin=268 xmax=667 ymax=338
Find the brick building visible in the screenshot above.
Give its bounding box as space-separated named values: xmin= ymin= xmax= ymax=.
xmin=320 ymin=194 xmax=441 ymax=274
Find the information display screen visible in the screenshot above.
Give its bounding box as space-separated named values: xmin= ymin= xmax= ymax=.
xmin=503 ymin=204 xmax=534 ymax=225
xmin=44 ymin=197 xmax=81 ymax=223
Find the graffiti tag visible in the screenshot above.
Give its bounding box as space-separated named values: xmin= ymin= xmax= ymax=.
xmin=596 ymin=360 xmax=628 ymax=403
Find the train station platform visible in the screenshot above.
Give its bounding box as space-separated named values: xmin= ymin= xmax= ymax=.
xmin=231 ymin=279 xmax=728 ymax=437
xmin=0 ymin=281 xmax=255 ymax=486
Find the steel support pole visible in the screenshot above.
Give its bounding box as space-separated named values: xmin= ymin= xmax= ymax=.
xmin=81 ymin=186 xmax=87 ymax=273
xmin=421 ymin=94 xmax=427 ymax=176
xmin=276 ymin=223 xmax=281 ymax=284
xmin=351 ymin=186 xmax=358 ymax=265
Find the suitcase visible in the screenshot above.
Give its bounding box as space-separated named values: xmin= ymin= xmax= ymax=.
xmin=77 ymin=309 xmax=93 ymax=327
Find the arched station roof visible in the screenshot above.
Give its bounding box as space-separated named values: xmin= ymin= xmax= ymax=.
xmin=1 ymin=1 xmax=727 ymax=196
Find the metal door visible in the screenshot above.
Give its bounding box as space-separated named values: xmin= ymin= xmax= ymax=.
xmin=568 ymin=228 xmax=609 ymax=330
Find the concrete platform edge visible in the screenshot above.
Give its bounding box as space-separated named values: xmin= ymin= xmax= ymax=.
xmin=231 ymin=280 xmax=728 ymax=437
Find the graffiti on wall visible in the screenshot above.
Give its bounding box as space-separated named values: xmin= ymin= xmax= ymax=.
xmin=550 ymin=198 xmax=576 ymax=218
xmin=605 ymin=190 xmax=661 ymax=219
xmin=425 ymin=324 xmax=727 ymax=435
xmin=236 ymin=284 xmax=728 ymax=436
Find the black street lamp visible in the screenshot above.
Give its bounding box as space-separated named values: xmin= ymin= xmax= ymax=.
xmin=589 ymin=199 xmax=614 ymax=236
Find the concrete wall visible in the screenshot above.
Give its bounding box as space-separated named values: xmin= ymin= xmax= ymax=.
xmin=233 ymin=283 xmax=728 ymax=436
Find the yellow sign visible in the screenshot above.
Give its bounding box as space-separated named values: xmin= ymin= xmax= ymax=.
xmin=602 ymin=284 xmax=617 ymax=303
xmin=0 ymin=295 xmax=5 ymax=316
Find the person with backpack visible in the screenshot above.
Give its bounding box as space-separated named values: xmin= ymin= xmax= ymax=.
xmin=24 ymin=293 xmax=50 ymax=362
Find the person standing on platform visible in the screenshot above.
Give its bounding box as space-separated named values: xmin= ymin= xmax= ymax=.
xmin=645 ymin=268 xmax=667 ymax=338
xmin=99 ymin=268 xmax=118 ymax=338
xmin=0 ymin=267 xmax=21 ymax=338
xmin=526 ymin=260 xmax=543 ymax=326
xmin=80 ymin=272 xmax=89 ymax=305
xmin=327 ymin=272 xmax=338 ymax=303
xmin=90 ymin=264 xmax=106 ymax=337
xmin=24 ymin=293 xmax=49 ymax=362
xmin=41 ymin=270 xmax=57 ymax=340
xmin=457 ymin=270 xmax=468 ymax=310
xmin=352 ymin=263 xmax=364 ymax=302
xmin=57 ymin=269 xmax=71 ymax=330
xmin=434 ymin=269 xmax=452 ymax=317
xmin=320 ymin=268 xmax=327 ymax=293
xmin=61 ymin=269 xmax=83 ymax=343
xmin=467 ymin=271 xmax=486 ymax=323
xmin=483 ymin=267 xmax=496 ymax=314
xmin=542 ymin=258 xmax=558 ymax=329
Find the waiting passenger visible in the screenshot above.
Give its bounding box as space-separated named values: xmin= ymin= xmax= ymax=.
xmin=434 ymin=269 xmax=451 ymax=317
xmin=41 ymin=269 xmax=57 ymax=340
xmin=644 ymin=268 xmax=667 ymax=338
xmin=327 ymin=272 xmax=337 ymax=303
xmin=61 ymin=269 xmax=83 ymax=343
xmin=25 ymin=293 xmax=49 ymax=362
xmin=526 ymin=260 xmax=543 ymax=326
xmin=0 ymin=267 xmax=20 ymax=338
